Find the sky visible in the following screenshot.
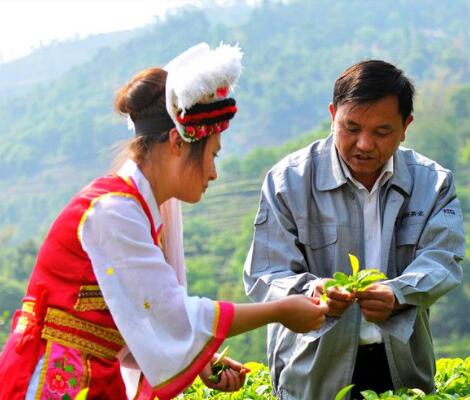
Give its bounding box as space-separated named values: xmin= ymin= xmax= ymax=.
xmin=0 ymin=0 xmax=201 ymax=63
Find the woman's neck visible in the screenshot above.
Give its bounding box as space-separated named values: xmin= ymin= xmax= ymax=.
xmin=139 ymin=159 xmax=172 ymax=206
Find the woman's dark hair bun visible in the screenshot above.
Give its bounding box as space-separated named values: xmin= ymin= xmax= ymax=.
xmin=115 ymin=68 xmax=168 ymax=118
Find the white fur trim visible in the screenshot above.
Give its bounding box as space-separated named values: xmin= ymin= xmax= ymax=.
xmin=164 ymin=42 xmax=243 ymax=141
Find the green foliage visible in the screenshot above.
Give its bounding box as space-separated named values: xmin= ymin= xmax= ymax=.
xmin=179 ymin=362 xmax=276 ymax=400
xmin=208 ymin=346 xmax=231 ymax=383
xmin=0 ymin=0 xmax=468 ymax=369
xmin=322 ymin=254 xmax=387 ymax=302
xmin=177 ymin=358 xmax=470 ymax=399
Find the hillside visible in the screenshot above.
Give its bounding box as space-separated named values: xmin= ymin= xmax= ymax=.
xmin=0 ymin=0 xmax=468 ymax=362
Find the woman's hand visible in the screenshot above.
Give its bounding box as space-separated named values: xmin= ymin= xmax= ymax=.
xmin=311 ymin=278 xmax=355 ymax=317
xmin=278 ymin=294 xmax=329 ymax=332
xmin=199 ymin=354 xmax=249 ymax=392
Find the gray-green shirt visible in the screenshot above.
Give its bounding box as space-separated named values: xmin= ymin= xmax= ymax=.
xmin=243 ymin=134 xmax=465 ymax=400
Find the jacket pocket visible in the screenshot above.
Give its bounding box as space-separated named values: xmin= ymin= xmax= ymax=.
xmin=298 ymin=223 xmax=337 ymax=249
xmin=298 ymin=223 xmax=337 ymax=275
xmin=395 ymin=223 xmax=423 ymax=272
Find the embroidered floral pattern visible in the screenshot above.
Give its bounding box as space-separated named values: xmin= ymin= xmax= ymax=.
xmin=39 ymin=343 xmax=83 ymax=400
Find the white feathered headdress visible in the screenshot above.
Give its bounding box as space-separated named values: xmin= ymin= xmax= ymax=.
xmin=164 ymin=42 xmax=243 ymax=142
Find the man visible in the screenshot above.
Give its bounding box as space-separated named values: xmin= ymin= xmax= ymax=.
xmin=243 ymin=60 xmax=465 ymax=400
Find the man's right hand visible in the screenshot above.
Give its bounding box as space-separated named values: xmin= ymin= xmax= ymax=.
xmin=311 ymin=278 xmax=355 ymax=317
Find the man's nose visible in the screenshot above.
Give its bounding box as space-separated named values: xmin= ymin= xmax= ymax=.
xmin=356 ymin=132 xmax=374 ymax=152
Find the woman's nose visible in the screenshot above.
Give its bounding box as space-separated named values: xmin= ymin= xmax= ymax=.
xmin=208 ymin=163 xmax=218 ymax=181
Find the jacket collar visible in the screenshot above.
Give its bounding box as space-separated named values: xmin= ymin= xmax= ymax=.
xmin=315 ymin=134 xmax=412 ymax=196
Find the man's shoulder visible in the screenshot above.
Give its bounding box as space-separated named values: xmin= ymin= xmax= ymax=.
xmin=398 ymin=146 xmax=451 ymax=176
xmin=270 ymin=136 xmax=329 ymax=175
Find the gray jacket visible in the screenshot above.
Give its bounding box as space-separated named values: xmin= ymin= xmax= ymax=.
xmin=243 ymin=135 xmax=465 ymax=400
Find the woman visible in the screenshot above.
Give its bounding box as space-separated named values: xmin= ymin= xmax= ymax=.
xmin=0 ymin=43 xmax=327 ymax=400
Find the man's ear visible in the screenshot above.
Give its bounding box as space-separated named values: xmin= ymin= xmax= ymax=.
xmin=328 ymin=102 xmax=336 ymax=120
xmin=328 ymin=103 xmax=336 ymax=131
xmin=401 ymin=115 xmax=414 ymax=142
xmin=169 ymin=128 xmax=184 ymax=155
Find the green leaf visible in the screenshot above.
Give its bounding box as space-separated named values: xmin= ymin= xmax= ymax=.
xmin=332 ymin=271 xmax=349 ymax=284
xmin=213 ymin=346 xmax=230 ymax=366
xmin=324 ymin=280 xmax=339 ymax=291
xmin=62 ymin=395 xmax=72 ymax=400
xmin=74 ymin=388 xmax=89 ymax=400
xmin=349 ymin=253 xmax=360 ymax=275
xmin=360 ymin=390 xmax=379 ymax=399
xmin=256 ymin=384 xmax=270 ymax=395
xmin=334 ymin=384 xmax=355 ymax=400
xmin=356 ymin=268 xmax=383 ymax=280
xmin=68 ymin=377 xmax=77 ymax=388
xmin=64 ymin=365 xmax=74 ymax=373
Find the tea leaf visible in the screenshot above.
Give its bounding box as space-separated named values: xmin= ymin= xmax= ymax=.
xmin=349 ymin=253 xmax=360 ymax=275
xmin=334 ymin=384 xmax=354 ymax=400
xmin=333 ymin=271 xmax=349 ymax=284
xmin=213 ymin=346 xmax=230 ymax=366
xmin=324 ymin=279 xmax=339 ymax=291
xmin=360 ymin=390 xmax=379 ymax=399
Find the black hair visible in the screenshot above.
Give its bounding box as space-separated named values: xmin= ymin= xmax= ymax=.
xmin=333 ymin=60 xmax=415 ymax=123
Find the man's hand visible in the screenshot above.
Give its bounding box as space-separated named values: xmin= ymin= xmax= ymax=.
xmin=355 ymin=283 xmax=396 ymax=322
xmin=311 ymin=278 xmax=355 ymax=317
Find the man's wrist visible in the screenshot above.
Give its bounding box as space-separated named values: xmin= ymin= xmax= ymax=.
xmin=392 ymin=297 xmax=408 ymax=314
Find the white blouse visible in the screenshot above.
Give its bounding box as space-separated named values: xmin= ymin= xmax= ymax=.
xmin=80 ymin=160 xmax=222 ymax=388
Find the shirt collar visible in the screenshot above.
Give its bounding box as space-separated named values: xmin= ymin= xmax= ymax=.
xmin=117 ymin=159 xmax=162 ymax=227
xmin=338 ymin=151 xmax=394 ymax=193
xmin=315 ymin=134 xmax=411 ymax=196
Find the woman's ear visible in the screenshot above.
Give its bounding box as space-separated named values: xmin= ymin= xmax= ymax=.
xmin=169 ymin=128 xmax=184 ymax=155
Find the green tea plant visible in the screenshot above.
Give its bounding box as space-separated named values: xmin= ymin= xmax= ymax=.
xmin=321 ymin=254 xmax=387 ymax=302
xmin=73 ymin=357 xmax=469 ymax=399
xmin=335 ymin=357 xmax=470 ymax=400
xmin=207 ymin=346 xmax=231 ymax=383
xmin=179 ymin=362 xmax=276 ymax=400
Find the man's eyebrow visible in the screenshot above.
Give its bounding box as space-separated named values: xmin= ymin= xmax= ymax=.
xmin=344 ymin=119 xmax=359 ymax=126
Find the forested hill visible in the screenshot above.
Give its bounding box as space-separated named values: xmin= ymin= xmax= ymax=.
xmin=0 ymin=0 xmax=469 ymax=243
xmin=0 ymin=0 xmax=469 ymax=360
xmin=0 ymin=0 xmax=468 ymax=176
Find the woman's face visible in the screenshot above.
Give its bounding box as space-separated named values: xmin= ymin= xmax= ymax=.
xmin=178 ymin=133 xmax=220 ymax=203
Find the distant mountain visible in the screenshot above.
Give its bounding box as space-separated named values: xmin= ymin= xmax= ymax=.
xmin=0 ymin=0 xmax=468 ymax=242
xmin=0 ymin=29 xmax=147 ymax=102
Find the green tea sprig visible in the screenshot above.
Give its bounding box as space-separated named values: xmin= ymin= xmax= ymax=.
xmin=321 ymin=254 xmax=387 ymax=302
xmin=208 ymin=346 xmax=230 ymax=383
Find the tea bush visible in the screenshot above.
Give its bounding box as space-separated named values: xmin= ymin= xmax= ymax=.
xmin=73 ymin=357 xmax=469 ymax=399
xmin=179 ymin=357 xmax=469 ymax=400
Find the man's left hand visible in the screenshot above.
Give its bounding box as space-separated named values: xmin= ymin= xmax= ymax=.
xmin=355 ymin=283 xmax=396 ymax=323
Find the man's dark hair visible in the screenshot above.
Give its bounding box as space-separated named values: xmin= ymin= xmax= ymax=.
xmin=333 ymin=60 xmax=415 ymax=123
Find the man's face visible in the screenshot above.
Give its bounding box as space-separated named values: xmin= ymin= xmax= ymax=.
xmin=329 ymin=95 xmax=413 ymax=189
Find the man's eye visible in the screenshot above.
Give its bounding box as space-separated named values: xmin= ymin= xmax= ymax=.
xmin=376 ymin=130 xmax=391 ymax=136
xmin=346 ymin=127 xmax=360 ymax=133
